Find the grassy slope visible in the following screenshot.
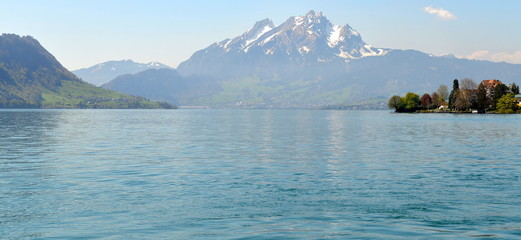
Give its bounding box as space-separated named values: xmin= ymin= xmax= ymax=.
xmin=40 ymin=80 xmax=170 ymax=109
xmin=191 ymin=77 xmax=361 ymax=107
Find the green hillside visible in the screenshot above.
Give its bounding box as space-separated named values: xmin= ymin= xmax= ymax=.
xmin=0 ymin=34 xmax=174 ymax=109
xmin=39 ymin=80 xmax=172 ymax=109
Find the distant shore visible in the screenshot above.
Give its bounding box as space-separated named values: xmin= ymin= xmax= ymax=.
xmin=388 ymin=79 xmax=520 ymax=114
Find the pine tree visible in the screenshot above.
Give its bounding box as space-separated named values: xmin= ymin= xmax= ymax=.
xmin=511 ymin=83 xmax=520 ymax=95
xmin=448 ymin=79 xmax=459 ymax=110
xmin=476 ymin=83 xmax=488 ymax=113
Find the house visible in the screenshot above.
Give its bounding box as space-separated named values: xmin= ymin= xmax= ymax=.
xmin=480 ymin=79 xmax=502 ymax=99
xmin=438 ymin=103 xmax=448 ymax=110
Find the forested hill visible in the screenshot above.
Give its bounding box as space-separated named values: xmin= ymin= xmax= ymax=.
xmin=0 ymin=34 xmax=173 ymax=109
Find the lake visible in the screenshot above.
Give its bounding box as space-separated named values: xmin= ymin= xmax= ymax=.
xmin=1 ymin=109 xmax=520 ymax=239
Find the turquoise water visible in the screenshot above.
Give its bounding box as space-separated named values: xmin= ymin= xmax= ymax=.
xmin=1 ymin=109 xmax=520 ymax=239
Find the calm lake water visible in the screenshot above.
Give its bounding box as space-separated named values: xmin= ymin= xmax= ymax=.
xmin=1 ymin=109 xmax=520 ymax=239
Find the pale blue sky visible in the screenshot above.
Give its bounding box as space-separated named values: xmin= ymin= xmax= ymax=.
xmin=1 ymin=0 xmax=520 ymax=70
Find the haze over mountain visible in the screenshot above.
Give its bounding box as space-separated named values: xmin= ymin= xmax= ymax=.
xmin=73 ymin=60 xmax=172 ymax=86
xmin=93 ymin=11 xmax=521 ymax=108
xmin=101 ymin=68 xmax=219 ymax=106
xmin=0 ymin=34 xmax=173 ymax=109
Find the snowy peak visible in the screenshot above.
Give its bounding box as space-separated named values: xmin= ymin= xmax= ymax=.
xmin=327 ymin=25 xmax=344 ymax=47
xmin=247 ymin=18 xmax=275 ymax=36
xmin=180 ymin=10 xmax=389 ymax=76
xmin=295 ymin=10 xmax=325 ymax=26
xmin=80 ymin=60 xmax=171 ymax=73
xmin=146 ymin=62 xmax=164 ymax=67
xmin=282 ymin=10 xmax=331 ymax=37
xmin=307 ymin=10 xmax=322 ymax=17
xmin=294 ymin=10 xmax=326 ymax=26
xmin=213 ymin=10 xmax=387 ymax=62
xmin=72 ymin=60 xmax=173 ymax=86
xmin=243 ymin=19 xmax=275 ymax=52
xmin=218 ymin=18 xmax=275 ymax=52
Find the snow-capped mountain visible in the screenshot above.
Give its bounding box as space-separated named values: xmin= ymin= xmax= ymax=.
xmin=116 ymin=10 xmax=521 ymax=108
xmin=73 ymin=59 xmax=172 ymax=86
xmin=178 ymin=11 xmax=387 ymax=76
xmin=221 ymin=10 xmax=386 ymax=60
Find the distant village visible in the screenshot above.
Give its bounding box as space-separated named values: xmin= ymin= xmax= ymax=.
xmin=388 ymin=79 xmax=521 ymax=113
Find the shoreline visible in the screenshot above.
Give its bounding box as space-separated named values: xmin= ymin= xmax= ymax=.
xmin=395 ymin=110 xmax=521 ymax=114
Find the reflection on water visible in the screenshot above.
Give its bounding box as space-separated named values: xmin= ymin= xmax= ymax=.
xmin=0 ymin=109 xmax=520 ymax=239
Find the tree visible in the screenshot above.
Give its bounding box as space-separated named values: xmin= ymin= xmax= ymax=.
xmin=402 ymin=92 xmax=420 ymax=111
xmin=460 ymin=78 xmax=478 ymax=91
xmin=492 ymin=83 xmax=509 ymax=109
xmin=420 ymin=93 xmax=432 ymax=109
xmin=430 ymin=92 xmax=441 ymax=108
xmin=437 ymin=84 xmax=449 ymax=102
xmin=454 ymin=90 xmax=472 ymax=111
xmin=511 ymin=83 xmax=520 ymax=95
xmin=448 ymin=79 xmax=459 ymax=110
xmin=452 ymin=79 xmax=460 ymax=91
xmin=387 ymin=95 xmax=403 ymax=111
xmin=496 ymin=93 xmax=518 ymax=113
xmin=459 ymin=79 xmax=478 ymax=109
xmin=476 ymin=83 xmax=488 ymax=113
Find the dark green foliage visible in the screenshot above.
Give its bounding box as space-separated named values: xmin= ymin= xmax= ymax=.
xmin=510 ymin=83 xmax=520 ymax=95
xmin=448 ymin=89 xmax=459 ymax=110
xmin=452 ymin=79 xmax=459 ymax=91
xmin=476 ymin=83 xmax=488 ymax=113
xmin=448 ymin=79 xmax=459 ymax=110
xmin=492 ymin=83 xmax=509 ymax=110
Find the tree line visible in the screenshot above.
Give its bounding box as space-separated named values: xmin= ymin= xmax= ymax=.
xmin=388 ymin=78 xmax=520 ymax=113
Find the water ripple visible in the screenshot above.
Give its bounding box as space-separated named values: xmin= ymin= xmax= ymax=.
xmin=0 ymin=109 xmax=520 ymax=239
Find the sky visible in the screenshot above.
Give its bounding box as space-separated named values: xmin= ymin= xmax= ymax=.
xmin=1 ymin=0 xmax=521 ymax=70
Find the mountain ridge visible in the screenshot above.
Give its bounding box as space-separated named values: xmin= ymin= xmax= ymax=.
xmin=0 ymin=34 xmax=174 ymax=109
xmin=169 ymin=11 xmax=521 ymax=108
xmin=177 ymin=10 xmax=387 ymax=78
xmin=73 ymin=59 xmax=172 ymax=86
xmin=32 ymin=10 xmax=521 ymax=109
